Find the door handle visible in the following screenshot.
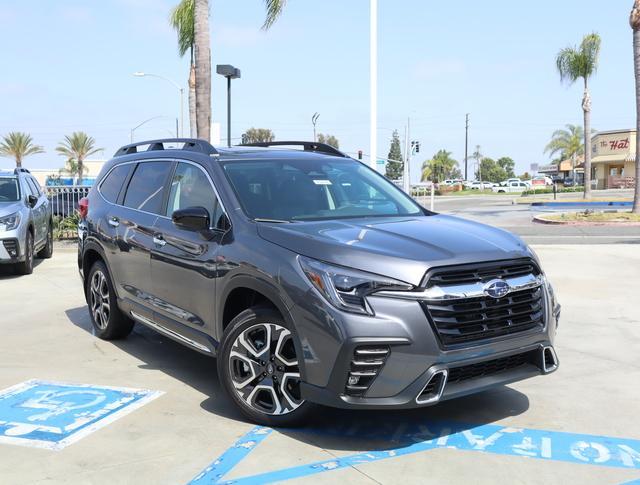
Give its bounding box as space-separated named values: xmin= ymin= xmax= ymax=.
xmin=153 ymin=234 xmax=166 ymax=247
xmin=108 ymin=217 xmax=120 ymax=227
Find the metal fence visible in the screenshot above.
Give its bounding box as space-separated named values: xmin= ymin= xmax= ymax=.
xmin=44 ymin=186 xmax=91 ymax=239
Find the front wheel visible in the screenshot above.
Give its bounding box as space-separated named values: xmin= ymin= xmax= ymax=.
xmin=16 ymin=231 xmax=34 ymax=275
xmin=217 ymin=306 xmax=315 ymax=426
xmin=37 ymin=221 xmax=54 ymax=259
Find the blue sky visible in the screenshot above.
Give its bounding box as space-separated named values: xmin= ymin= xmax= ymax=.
xmin=0 ymin=0 xmax=636 ymax=181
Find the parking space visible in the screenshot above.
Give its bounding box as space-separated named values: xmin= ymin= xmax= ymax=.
xmin=0 ymin=245 xmax=639 ymax=484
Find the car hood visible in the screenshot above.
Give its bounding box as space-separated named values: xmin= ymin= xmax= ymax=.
xmin=257 ymin=215 xmax=533 ymax=286
xmin=0 ymin=201 xmax=24 ymax=217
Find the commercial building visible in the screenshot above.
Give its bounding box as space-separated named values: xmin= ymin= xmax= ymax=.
xmin=591 ymin=129 xmax=636 ymax=189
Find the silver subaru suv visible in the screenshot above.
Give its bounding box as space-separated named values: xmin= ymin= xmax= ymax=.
xmin=0 ymin=168 xmax=53 ymax=274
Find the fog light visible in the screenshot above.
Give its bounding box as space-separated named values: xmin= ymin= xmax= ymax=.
xmin=347 ymin=375 xmax=360 ymax=386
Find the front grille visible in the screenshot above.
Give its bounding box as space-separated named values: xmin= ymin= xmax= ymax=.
xmin=423 ymin=287 xmax=544 ymax=347
xmin=344 ymin=345 xmax=389 ymax=397
xmin=2 ymin=239 xmax=18 ymax=258
xmin=425 ymin=259 xmax=539 ymax=287
xmin=447 ymin=350 xmax=539 ymax=384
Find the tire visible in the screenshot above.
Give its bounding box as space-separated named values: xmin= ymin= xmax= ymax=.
xmin=217 ymin=306 xmax=315 ymax=426
xmin=87 ymin=261 xmax=134 ymax=340
xmin=16 ymin=231 xmax=34 ymax=275
xmin=37 ymin=221 xmax=54 ymax=259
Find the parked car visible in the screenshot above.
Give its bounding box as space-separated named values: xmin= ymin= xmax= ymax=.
xmin=469 ymin=180 xmax=493 ymax=190
xmin=48 ymin=189 xmax=88 ymax=218
xmin=532 ymin=176 xmax=553 ymax=186
xmin=492 ymin=181 xmax=529 ymax=193
xmin=0 ymin=168 xmax=53 ymax=274
xmin=562 ymin=178 xmax=575 ymax=187
xmin=78 ymin=138 xmax=560 ymax=426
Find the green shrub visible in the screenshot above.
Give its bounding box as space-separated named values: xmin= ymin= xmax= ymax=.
xmin=521 ymin=186 xmax=584 ymax=196
xmin=53 ymin=213 xmax=80 ymax=240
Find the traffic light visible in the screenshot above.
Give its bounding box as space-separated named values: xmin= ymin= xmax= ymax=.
xmin=412 ymin=141 xmax=420 ymax=153
xmin=357 ymin=150 xmax=363 ymax=160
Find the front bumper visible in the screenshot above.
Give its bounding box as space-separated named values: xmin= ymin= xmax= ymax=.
xmin=0 ymin=236 xmax=22 ymax=263
xmin=292 ymin=286 xmax=560 ymax=410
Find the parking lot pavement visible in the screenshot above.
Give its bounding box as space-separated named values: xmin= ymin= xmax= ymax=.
xmin=0 ymin=246 xmax=639 ymax=484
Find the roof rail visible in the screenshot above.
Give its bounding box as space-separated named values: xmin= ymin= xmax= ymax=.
xmin=114 ymin=138 xmax=219 ymax=157
xmin=14 ymin=167 xmax=31 ymax=174
xmin=239 ymin=141 xmax=348 ymax=158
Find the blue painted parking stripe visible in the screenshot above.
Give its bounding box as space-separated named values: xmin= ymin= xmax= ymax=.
xmin=189 ymin=426 xmax=273 ymax=484
xmin=194 ymin=421 xmax=640 ymax=485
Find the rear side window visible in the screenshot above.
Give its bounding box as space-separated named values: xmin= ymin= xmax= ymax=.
xmin=123 ymin=162 xmax=172 ymax=214
xmin=99 ymin=164 xmax=132 ymax=203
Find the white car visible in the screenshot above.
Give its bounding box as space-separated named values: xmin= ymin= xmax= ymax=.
xmin=469 ymin=181 xmax=493 ymax=190
xmin=492 ymin=181 xmax=529 ymax=193
xmin=532 ymin=176 xmax=553 ymax=186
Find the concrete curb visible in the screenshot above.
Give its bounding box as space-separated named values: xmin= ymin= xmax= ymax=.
xmin=532 ymin=214 xmax=640 ymax=226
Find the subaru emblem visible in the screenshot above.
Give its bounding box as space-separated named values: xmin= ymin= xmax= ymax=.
xmin=484 ymin=279 xmax=511 ymax=299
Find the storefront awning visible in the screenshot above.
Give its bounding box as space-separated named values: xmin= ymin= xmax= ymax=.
xmin=591 ymin=154 xmax=628 ymax=164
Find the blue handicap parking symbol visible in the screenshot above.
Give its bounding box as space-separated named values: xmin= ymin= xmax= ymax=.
xmin=0 ymin=380 xmax=162 ymax=450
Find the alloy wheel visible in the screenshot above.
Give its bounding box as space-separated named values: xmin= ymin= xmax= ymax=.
xmin=90 ymin=270 xmax=110 ymax=330
xmin=228 ymin=323 xmax=304 ymax=415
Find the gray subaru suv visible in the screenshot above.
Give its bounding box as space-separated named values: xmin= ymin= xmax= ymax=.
xmin=0 ymin=168 xmax=53 ymax=274
xmin=78 ymin=139 xmax=560 ymax=426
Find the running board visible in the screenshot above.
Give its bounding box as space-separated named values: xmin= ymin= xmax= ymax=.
xmin=130 ymin=310 xmax=212 ymax=354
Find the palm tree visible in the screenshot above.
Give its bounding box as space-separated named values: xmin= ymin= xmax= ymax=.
xmin=545 ymin=124 xmax=585 ymax=183
xmin=471 ymin=145 xmax=484 ymax=184
xmin=421 ymin=150 xmax=458 ymax=182
xmin=170 ymin=0 xmax=197 ymax=137
xmin=0 ymin=132 xmax=44 ymax=168
xmin=55 ymin=132 xmax=101 ymax=184
xmin=631 ymin=1 xmax=640 ymax=214
xmin=190 ymin=0 xmax=287 ymax=142
xmin=555 ymin=33 xmax=601 ymax=198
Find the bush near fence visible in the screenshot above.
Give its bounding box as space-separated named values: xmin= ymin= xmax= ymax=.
xmin=521 ymin=186 xmax=585 ymax=196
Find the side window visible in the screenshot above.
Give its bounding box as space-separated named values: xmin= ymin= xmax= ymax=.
xmin=100 ymin=164 xmax=132 ymax=203
xmin=24 ymin=178 xmax=39 ymax=197
xmin=166 ymin=162 xmax=219 ymax=224
xmin=123 ymin=162 xmax=172 ymax=214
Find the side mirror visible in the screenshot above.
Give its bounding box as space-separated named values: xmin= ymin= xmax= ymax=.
xmin=27 ymin=195 xmax=38 ymax=208
xmin=172 ymin=206 xmax=210 ymax=231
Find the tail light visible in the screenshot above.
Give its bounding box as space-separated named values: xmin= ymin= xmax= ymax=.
xmin=78 ymin=197 xmax=89 ymax=218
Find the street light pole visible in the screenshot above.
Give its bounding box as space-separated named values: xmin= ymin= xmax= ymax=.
xmin=130 ymin=115 xmax=167 ymax=142
xmin=369 ymin=0 xmax=378 ymax=170
xmin=133 ymin=72 xmax=184 ymax=137
xmin=216 ymin=65 xmax=241 ymax=147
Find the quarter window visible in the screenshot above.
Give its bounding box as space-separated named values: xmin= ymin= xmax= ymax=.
xmin=123 ymin=162 xmax=172 ymax=214
xmin=166 ymin=162 xmax=219 ymax=225
xmin=25 ymin=177 xmax=40 ymax=197
xmin=100 ymin=164 xmax=132 ymax=203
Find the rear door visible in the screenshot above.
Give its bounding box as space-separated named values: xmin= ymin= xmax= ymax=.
xmin=109 ymin=160 xmax=174 ymax=316
xmin=24 ymin=177 xmax=47 ymax=245
xmin=150 ymin=161 xmax=227 ymax=333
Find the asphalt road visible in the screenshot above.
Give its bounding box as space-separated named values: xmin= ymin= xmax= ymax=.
xmin=419 ymin=195 xmax=640 ymax=245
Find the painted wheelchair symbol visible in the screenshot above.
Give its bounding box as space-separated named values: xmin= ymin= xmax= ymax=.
xmin=20 ymin=389 xmax=107 ymax=422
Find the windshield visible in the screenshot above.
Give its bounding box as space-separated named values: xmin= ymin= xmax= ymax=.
xmin=0 ymin=178 xmax=20 ymax=202
xmin=222 ymin=158 xmax=425 ymax=221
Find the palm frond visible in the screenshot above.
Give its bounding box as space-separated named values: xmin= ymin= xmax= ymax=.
xmin=170 ymin=0 xmax=195 ymax=57
xmin=262 ymin=0 xmax=287 ymax=30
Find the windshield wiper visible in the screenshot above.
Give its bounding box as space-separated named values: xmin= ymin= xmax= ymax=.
xmin=253 ymin=218 xmax=291 ymax=223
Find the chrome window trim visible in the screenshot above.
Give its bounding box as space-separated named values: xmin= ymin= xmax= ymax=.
xmin=375 ymin=273 xmax=544 ymax=301
xmin=96 ymin=158 xmax=230 ymax=230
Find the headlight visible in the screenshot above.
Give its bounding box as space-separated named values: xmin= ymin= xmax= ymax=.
xmin=299 ymin=256 xmax=413 ymax=315
xmin=0 ymin=212 xmax=21 ymax=231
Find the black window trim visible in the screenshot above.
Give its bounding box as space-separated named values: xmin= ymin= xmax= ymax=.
xmin=96 ymin=158 xmax=230 ymax=231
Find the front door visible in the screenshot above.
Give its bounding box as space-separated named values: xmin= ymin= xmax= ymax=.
xmin=150 ymin=161 xmax=226 ymax=334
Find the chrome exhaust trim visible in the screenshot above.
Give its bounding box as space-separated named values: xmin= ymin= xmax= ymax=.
xmin=415 ymin=369 xmax=448 ymax=405
xmin=541 ymin=346 xmax=559 ymax=373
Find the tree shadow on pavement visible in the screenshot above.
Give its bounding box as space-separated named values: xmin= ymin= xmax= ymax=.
xmin=65 ymin=305 xmax=530 ymax=453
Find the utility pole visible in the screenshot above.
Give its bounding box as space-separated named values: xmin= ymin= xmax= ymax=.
xmin=464 ymin=113 xmax=469 ymax=180
xmin=403 ymin=117 xmax=411 ymax=194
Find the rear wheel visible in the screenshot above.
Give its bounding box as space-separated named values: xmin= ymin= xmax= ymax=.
xmin=218 ymin=306 xmax=314 ymax=426
xmin=87 ymin=261 xmax=134 ymax=340
xmin=37 ymin=221 xmax=54 ymax=259
xmin=15 ymin=231 xmax=34 ymax=275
